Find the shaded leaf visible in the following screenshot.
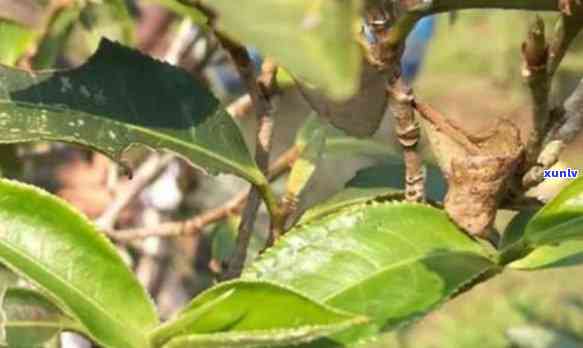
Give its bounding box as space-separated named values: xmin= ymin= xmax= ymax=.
xmin=245 ymin=202 xmax=496 ymax=345
xmin=299 ymin=163 xmax=445 ymax=224
xmin=523 ymin=176 xmax=583 ymax=245
xmin=298 ymin=60 xmax=386 ymax=136
xmin=2 ymin=288 xmax=80 ymax=348
xmin=0 ymin=179 xmax=158 ymax=348
xmin=204 ymin=0 xmax=361 ymax=99
xmin=500 ymin=210 xmax=536 ymax=250
xmin=150 ymin=280 xmax=366 ymax=348
xmin=0 ymin=267 xmax=17 ymax=345
xmin=0 ymin=38 xmax=265 ymax=186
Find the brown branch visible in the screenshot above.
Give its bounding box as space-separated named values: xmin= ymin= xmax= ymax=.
xmin=413 ymin=101 xmax=482 ymax=155
xmin=107 ymin=147 xmax=299 ymax=242
xmin=522 ymin=17 xmax=551 ymax=165
xmin=388 ymin=77 xmax=425 ymax=202
xmin=215 ymin=32 xmax=280 ymax=280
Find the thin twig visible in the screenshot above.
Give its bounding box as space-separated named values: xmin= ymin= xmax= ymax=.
xmin=107 ymin=147 xmax=299 ymax=242
xmin=215 ymin=32 xmax=280 ymax=280
xmin=95 ymin=154 xmax=175 ymax=230
xmin=413 ymin=101 xmax=482 ymax=155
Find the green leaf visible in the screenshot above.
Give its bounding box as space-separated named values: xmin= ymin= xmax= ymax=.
xmin=0 ymin=38 xmax=265 ymax=186
xmin=150 ymin=280 xmax=366 ymax=348
xmin=204 ymin=0 xmax=361 ymax=99
xmin=2 ymin=287 xmax=81 ymax=348
xmin=0 ymin=179 xmax=158 ymax=348
xmin=0 ymin=267 xmax=17 ymax=345
xmin=510 ymin=240 xmax=583 ymax=270
xmin=500 ymin=210 xmax=536 ymax=250
xmin=523 ymin=176 xmax=583 ymax=245
xmin=0 ymin=21 xmax=36 ymax=66
xmin=32 ymin=5 xmax=81 ymax=69
xmin=299 ymin=163 xmax=446 ymax=224
xmin=285 ymin=115 xmax=327 ymax=208
xmin=245 ymin=202 xmax=497 ymax=345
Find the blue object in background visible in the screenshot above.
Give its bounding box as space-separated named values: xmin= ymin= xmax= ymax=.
xmin=401 ymin=16 xmax=436 ymax=83
xmin=208 ymin=48 xmax=263 ymax=97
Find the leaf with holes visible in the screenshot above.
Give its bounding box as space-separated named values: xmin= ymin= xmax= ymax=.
xmin=245 ymin=202 xmax=497 ymax=345
xmin=150 ymin=280 xmax=366 ymax=348
xmin=0 ymin=38 xmax=265 ymax=186
xmin=0 ymin=179 xmax=158 ymax=348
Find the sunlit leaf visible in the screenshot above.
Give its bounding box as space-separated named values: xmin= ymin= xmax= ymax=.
xmin=245 ymin=202 xmax=496 ymax=345
xmin=0 ymin=179 xmax=158 ymax=348
xmin=523 ymin=177 xmax=583 ymax=245
xmin=150 ymin=280 xmax=366 ymax=348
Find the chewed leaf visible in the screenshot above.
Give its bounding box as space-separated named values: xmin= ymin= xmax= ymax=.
xmin=0 ymin=38 xmax=265 ymax=186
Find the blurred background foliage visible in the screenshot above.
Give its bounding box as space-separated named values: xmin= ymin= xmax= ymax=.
xmin=0 ymin=2 xmax=582 ymax=347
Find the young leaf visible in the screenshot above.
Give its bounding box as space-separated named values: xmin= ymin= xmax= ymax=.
xmin=150 ymin=280 xmax=366 ymax=348
xmin=284 ymin=115 xmax=327 ymax=213
xmin=2 ymin=287 xmax=81 ymax=347
xmin=245 ymin=202 xmax=497 ymax=345
xmin=203 ymin=0 xmax=362 ymax=99
xmin=522 ymin=176 xmax=583 ymax=245
xmin=0 ymin=38 xmax=266 ymax=186
xmin=0 ymin=179 xmax=158 ymax=348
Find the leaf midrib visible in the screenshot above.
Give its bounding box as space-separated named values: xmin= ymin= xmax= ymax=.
xmin=0 ymin=236 xmax=143 ymax=347
xmin=0 ymin=100 xmax=264 ymax=185
xmin=321 ymin=250 xmax=489 ymax=303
